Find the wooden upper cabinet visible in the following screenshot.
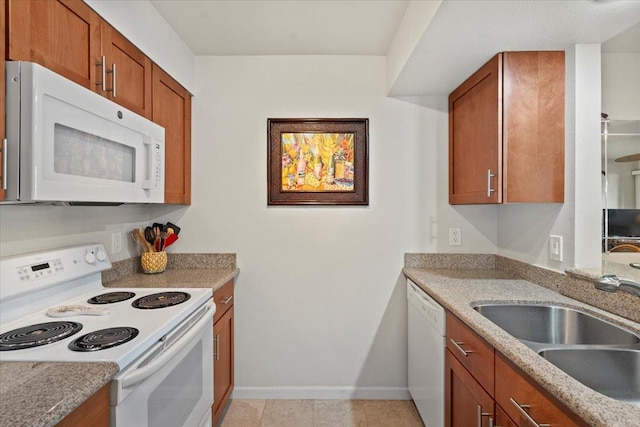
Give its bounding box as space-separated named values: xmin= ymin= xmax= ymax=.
xmin=449 ymin=51 xmax=565 ymax=204
xmin=152 ymin=64 xmax=192 ymax=204
xmin=1 ymin=0 xmax=6 ymax=201
xmin=99 ymin=23 xmax=152 ymax=119
xmin=7 ymin=0 xmax=100 ymax=90
xmin=449 ymin=55 xmax=502 ymax=205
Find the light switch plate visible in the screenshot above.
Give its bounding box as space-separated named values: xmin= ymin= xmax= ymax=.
xmin=112 ymin=231 xmax=123 ymax=254
xmin=549 ymin=235 xmax=563 ymax=261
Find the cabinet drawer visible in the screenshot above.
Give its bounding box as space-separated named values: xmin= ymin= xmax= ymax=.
xmin=495 ymin=353 xmax=585 ymax=427
xmin=446 ymin=312 xmax=495 ymax=395
xmin=213 ymin=280 xmax=234 ymax=323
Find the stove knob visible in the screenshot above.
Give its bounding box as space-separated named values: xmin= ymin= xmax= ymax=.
xmin=84 ymin=252 xmax=96 ymax=264
xmin=96 ymin=250 xmax=107 ymax=262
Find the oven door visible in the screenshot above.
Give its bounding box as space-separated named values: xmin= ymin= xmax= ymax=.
xmin=111 ymin=301 xmax=214 ymax=427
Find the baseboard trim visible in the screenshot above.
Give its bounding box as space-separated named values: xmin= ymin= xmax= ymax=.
xmin=231 ymin=386 xmax=410 ymax=400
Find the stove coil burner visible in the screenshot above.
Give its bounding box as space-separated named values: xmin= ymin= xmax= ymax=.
xmin=87 ymin=291 xmax=136 ymax=304
xmin=132 ymin=292 xmax=191 ymax=309
xmin=68 ymin=327 xmax=139 ymax=352
xmin=0 ymin=322 xmax=83 ymax=351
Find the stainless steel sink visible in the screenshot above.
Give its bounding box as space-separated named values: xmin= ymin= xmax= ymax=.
xmin=539 ymin=348 xmax=640 ymax=405
xmin=473 ymin=304 xmax=640 ymax=345
xmin=472 ymin=303 xmax=640 ymax=406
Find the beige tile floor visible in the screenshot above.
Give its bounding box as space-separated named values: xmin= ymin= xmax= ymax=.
xmin=220 ymin=399 xmax=424 ymax=427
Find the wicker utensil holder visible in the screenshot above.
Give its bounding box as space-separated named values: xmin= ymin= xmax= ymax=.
xmin=141 ymin=251 xmax=167 ymax=274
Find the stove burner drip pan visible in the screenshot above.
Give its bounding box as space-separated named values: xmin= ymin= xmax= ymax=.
xmin=68 ymin=327 xmax=139 ymax=352
xmin=132 ymin=292 xmax=191 ymax=309
xmin=88 ymin=292 xmax=136 ymax=304
xmin=0 ymin=322 xmax=83 ymax=351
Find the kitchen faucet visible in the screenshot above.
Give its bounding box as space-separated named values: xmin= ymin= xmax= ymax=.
xmin=593 ymin=275 xmax=640 ymax=297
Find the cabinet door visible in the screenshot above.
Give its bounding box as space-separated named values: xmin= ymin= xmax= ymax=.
xmin=502 ymin=51 xmax=565 ymax=203
xmin=449 ymin=54 xmax=502 ymax=204
xmin=445 ymin=350 xmax=495 ymax=427
xmin=152 ymin=64 xmax=192 ymax=204
xmin=7 ymin=0 xmax=100 ymax=90
xmin=495 ymin=405 xmax=517 ymax=427
xmin=213 ymin=306 xmax=234 ymax=426
xmin=1 ymin=0 xmax=6 ymax=201
xmin=101 ymin=24 xmax=152 ymax=119
xmin=56 ymin=383 xmax=110 ymax=427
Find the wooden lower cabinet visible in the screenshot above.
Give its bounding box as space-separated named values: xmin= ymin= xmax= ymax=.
xmin=495 ymin=354 xmax=586 ymax=427
xmin=56 ymin=383 xmax=109 ymax=427
xmin=495 ymin=405 xmax=518 ymax=427
xmin=445 ymin=310 xmax=586 ymax=427
xmin=445 ymin=349 xmax=494 ymax=427
xmin=212 ymin=280 xmax=235 ymax=426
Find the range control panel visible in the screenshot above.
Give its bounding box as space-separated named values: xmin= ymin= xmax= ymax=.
xmin=0 ymin=244 xmax=112 ymax=302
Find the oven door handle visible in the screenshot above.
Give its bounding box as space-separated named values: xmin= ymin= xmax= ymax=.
xmin=121 ymin=301 xmax=214 ymax=389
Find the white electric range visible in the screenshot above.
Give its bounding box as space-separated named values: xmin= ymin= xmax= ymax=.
xmin=0 ymin=244 xmax=215 ymax=427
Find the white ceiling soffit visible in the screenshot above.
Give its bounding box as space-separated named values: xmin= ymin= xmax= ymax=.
xmin=150 ymin=0 xmax=409 ymax=56
xmin=389 ymin=0 xmax=640 ymax=96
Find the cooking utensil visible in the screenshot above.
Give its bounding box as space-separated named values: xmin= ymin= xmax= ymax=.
xmin=144 ymin=226 xmax=156 ymax=245
xmin=166 ymin=222 xmax=181 ymax=235
xmin=133 ymin=228 xmax=154 ymax=252
xmin=164 ymin=234 xmax=179 ymax=248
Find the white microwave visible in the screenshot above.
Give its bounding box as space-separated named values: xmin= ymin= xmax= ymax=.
xmin=3 ymin=61 xmax=165 ymax=204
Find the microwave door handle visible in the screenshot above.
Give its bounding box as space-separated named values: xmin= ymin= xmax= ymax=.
xmin=142 ymin=136 xmax=159 ymax=190
xmin=121 ymin=301 xmax=214 ymax=389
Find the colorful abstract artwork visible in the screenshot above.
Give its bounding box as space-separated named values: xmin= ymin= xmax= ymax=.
xmin=267 ymin=119 xmax=368 ymax=205
xmin=281 ymin=133 xmax=354 ymax=192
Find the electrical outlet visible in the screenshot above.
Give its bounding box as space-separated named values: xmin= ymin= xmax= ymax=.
xmin=112 ymin=231 xmax=123 ymax=254
xmin=549 ymin=235 xmax=563 ymax=261
xmin=449 ymin=228 xmax=462 ymax=246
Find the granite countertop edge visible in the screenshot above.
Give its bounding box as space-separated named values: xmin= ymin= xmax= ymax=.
xmin=103 ymin=267 xmax=240 ymax=292
xmin=403 ymin=267 xmax=640 ymax=427
xmin=0 ymin=361 xmax=118 ymax=427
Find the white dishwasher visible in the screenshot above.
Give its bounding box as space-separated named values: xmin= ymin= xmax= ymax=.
xmin=407 ymin=279 xmax=446 ymax=427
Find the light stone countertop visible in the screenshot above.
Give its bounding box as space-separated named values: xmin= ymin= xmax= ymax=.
xmin=403 ymin=267 xmax=640 ymax=427
xmin=0 ymin=361 xmax=118 ymax=427
xmin=104 ymin=267 xmax=239 ymax=292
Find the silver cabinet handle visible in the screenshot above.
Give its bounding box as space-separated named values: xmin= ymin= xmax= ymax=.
xmin=214 ymin=334 xmax=220 ymax=361
xmin=221 ymin=295 xmax=233 ymax=305
xmin=111 ymin=63 xmax=117 ymax=98
xmin=477 ymin=405 xmax=492 ymax=427
xmin=2 ymin=138 xmax=7 ymax=191
xmin=95 ymin=55 xmax=106 ymax=91
xmin=510 ymin=398 xmax=550 ymax=427
xmin=106 ymin=63 xmax=117 ymax=98
xmin=450 ymin=338 xmax=473 ymax=357
xmin=487 ymin=169 xmax=496 ymax=197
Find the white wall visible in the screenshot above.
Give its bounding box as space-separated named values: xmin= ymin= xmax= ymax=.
xmin=162 ymin=55 xmax=495 ymax=398
xmin=496 ymin=44 xmax=602 ymax=271
xmin=602 ymin=53 xmax=640 ymax=119
xmin=0 ymin=204 xmax=152 ymax=260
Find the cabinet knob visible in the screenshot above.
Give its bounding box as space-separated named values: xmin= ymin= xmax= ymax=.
xmin=510 ymin=397 xmax=550 ymax=427
xmin=450 ymin=338 xmax=473 ymax=357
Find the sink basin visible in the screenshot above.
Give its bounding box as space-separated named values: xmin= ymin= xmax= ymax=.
xmin=539 ymin=348 xmax=640 ymax=405
xmin=473 ymin=304 xmax=640 ymax=345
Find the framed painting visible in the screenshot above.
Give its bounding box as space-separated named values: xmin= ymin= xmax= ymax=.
xmin=267 ymin=118 xmax=369 ymax=205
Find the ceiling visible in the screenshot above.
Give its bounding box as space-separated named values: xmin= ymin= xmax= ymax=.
xmin=150 ymin=0 xmax=640 ymax=95
xmin=149 ymin=0 xmax=410 ymax=56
